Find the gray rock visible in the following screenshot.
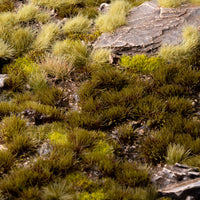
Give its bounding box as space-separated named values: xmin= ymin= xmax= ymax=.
xmin=38 ymin=142 xmax=52 ymax=157
xmin=0 ymin=74 xmax=8 ymax=88
xmin=159 ymin=178 xmax=200 ymax=200
xmin=99 ymin=3 xmax=110 ymax=14
xmin=94 ymin=0 xmax=200 ymax=55
xmin=152 ymin=164 xmax=200 ymax=188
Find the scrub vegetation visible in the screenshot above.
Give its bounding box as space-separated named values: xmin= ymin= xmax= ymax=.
xmin=0 ymin=0 xmax=200 ymax=199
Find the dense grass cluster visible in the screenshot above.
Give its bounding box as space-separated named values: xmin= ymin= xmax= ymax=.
xmin=0 ymin=0 xmax=200 ymax=199
xmin=158 ymin=0 xmax=200 ymax=7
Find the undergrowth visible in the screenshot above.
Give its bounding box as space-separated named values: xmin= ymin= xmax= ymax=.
xmin=0 ymin=1 xmax=199 ymax=200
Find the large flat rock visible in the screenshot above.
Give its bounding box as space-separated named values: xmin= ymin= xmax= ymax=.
xmin=94 ymin=0 xmax=200 ymax=55
xmin=159 ymin=177 xmax=200 ymax=200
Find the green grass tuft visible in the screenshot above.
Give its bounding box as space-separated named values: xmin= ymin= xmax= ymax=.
xmin=95 ymin=0 xmax=132 ymax=32
xmin=0 ymin=39 xmax=15 ymax=60
xmin=63 ymin=15 xmax=92 ymax=34
xmin=33 ymin=23 xmax=61 ymax=50
xmin=166 ymin=143 xmax=191 ymax=164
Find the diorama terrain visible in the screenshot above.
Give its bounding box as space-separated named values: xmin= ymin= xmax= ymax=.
xmin=0 ymin=0 xmax=200 ymax=199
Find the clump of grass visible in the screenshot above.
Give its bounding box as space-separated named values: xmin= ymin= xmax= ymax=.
xmin=63 ymin=15 xmax=92 ymax=34
xmin=53 ymin=39 xmax=90 ymax=69
xmin=40 ymin=54 xmax=73 ymax=80
xmin=8 ymin=134 xmax=36 ymax=157
xmin=42 ymin=179 xmax=71 ymax=200
xmin=0 ymin=12 xmax=17 ymax=27
xmin=0 ymin=115 xmax=27 ymax=142
xmin=17 ymin=3 xmax=39 ymax=22
xmin=83 ymin=140 xmax=115 ymax=174
xmin=28 ymin=70 xmax=47 ymax=91
xmin=165 ymin=97 xmax=194 ymax=117
xmin=116 ymin=161 xmax=150 ymax=187
xmin=10 ymin=27 xmax=34 ymax=56
xmin=33 ymin=23 xmax=61 ymax=50
xmin=0 ymin=0 xmax=14 ymax=12
xmin=47 ymin=149 xmax=74 ymax=175
xmin=35 ymin=87 xmax=67 ymax=107
xmin=0 ymin=39 xmax=15 ymax=60
xmin=159 ymin=25 xmax=200 ymax=65
xmin=183 ymin=155 xmax=200 ymax=168
xmin=158 ymin=0 xmax=186 ymax=7
xmin=19 ymin=101 xmax=65 ymax=123
xmin=141 ymin=133 xmax=170 ymax=164
xmin=120 ymin=54 xmax=164 ymax=74
xmin=0 ymin=150 xmax=15 ymax=174
xmin=116 ymin=123 xmax=136 ymax=145
xmin=90 ymin=48 xmax=111 ymax=65
xmin=31 ymin=0 xmax=80 ymax=17
xmin=0 ymin=162 xmax=52 ymax=198
xmin=165 ymin=143 xmax=191 ymax=164
xmin=0 ymin=102 xmax=18 ymax=118
xmin=3 ymin=63 xmax=28 ymax=92
xmin=48 ymin=131 xmax=67 ymax=144
xmin=66 ymin=128 xmax=97 ymax=155
xmin=95 ymin=0 xmax=131 ymax=32
xmin=36 ymin=10 xmax=51 ymax=23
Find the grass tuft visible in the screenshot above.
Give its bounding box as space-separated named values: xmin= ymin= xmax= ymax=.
xmin=40 ymin=54 xmax=73 ymax=80
xmin=95 ymin=0 xmax=132 ymax=32
xmin=63 ymin=15 xmax=92 ymax=34
xmin=166 ymin=143 xmax=191 ymax=164
xmin=33 ymin=23 xmax=61 ymax=50
xmin=0 ymin=39 xmax=15 ymax=60
xmin=17 ymin=3 xmax=39 ymax=22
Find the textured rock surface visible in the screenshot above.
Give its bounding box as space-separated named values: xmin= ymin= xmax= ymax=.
xmin=159 ymin=178 xmax=200 ymax=200
xmin=94 ymin=0 xmax=200 ymax=55
xmin=152 ymin=163 xmax=200 ymax=188
xmin=152 ymin=163 xmax=200 ymax=200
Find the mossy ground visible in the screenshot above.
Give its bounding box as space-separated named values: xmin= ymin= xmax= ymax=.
xmin=0 ymin=0 xmax=199 ymax=200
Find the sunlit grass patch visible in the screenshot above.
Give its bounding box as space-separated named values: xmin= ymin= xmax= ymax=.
xmin=165 ymin=143 xmax=191 ymax=164
xmin=17 ymin=3 xmax=39 ymax=22
xmin=8 ymin=134 xmax=37 ymax=157
xmin=0 ymin=12 xmax=17 ymax=27
xmin=0 ymin=39 xmax=15 ymax=60
xmin=10 ymin=27 xmax=34 ymax=56
xmin=120 ymin=54 xmax=164 ymax=74
xmin=0 ymin=115 xmax=27 ymax=142
xmin=33 ymin=23 xmax=61 ymax=50
xmin=40 ymin=54 xmax=73 ymax=80
xmin=90 ymin=48 xmax=111 ymax=65
xmin=95 ymin=0 xmax=132 ymax=32
xmin=0 ymin=0 xmax=14 ymax=12
xmin=63 ymin=15 xmax=92 ymax=34
xmin=0 ymin=150 xmax=15 ymax=174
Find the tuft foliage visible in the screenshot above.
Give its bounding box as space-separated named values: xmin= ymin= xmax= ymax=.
xmin=63 ymin=15 xmax=92 ymax=34
xmin=95 ymin=0 xmax=132 ymax=32
xmin=166 ymin=143 xmax=191 ymax=164
xmin=33 ymin=23 xmax=61 ymax=50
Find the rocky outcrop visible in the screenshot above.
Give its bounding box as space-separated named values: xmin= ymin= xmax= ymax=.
xmin=159 ymin=178 xmax=200 ymax=200
xmin=152 ymin=163 xmax=200 ymax=200
xmin=94 ymin=0 xmax=200 ymax=55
